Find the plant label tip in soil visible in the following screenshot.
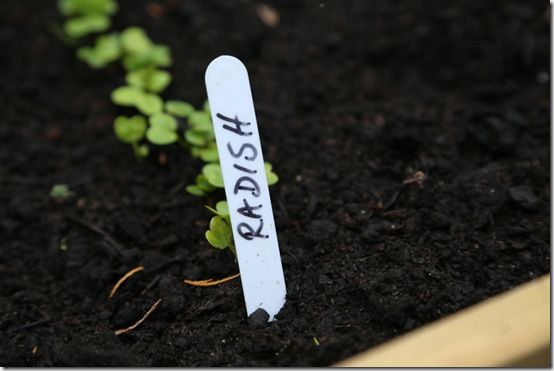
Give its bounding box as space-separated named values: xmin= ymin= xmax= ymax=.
xmin=205 ymin=55 xmax=286 ymax=321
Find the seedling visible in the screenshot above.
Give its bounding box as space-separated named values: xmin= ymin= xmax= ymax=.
xmin=126 ymin=68 xmax=172 ymax=93
xmin=202 ymin=163 xmax=225 ymax=188
xmin=111 ymin=85 xmax=163 ymax=115
xmin=113 ymin=115 xmax=149 ymax=158
xmin=58 ymin=0 xmax=117 ymax=39
xmin=77 ymin=33 xmax=121 ymax=68
xmin=165 ymin=100 xmax=195 ymax=117
xmin=50 ymin=184 xmax=74 ymax=200
xmin=64 ymin=14 xmax=111 ymax=39
xmin=146 ymin=112 xmax=179 ymax=145
xmin=264 ymin=163 xmax=279 ymax=185
xmin=186 ymin=174 xmax=217 ymax=196
xmin=58 ymin=0 xmax=118 ymax=16
xmin=205 ymin=201 xmax=235 ymax=256
xmin=120 ymin=27 xmax=172 ymax=71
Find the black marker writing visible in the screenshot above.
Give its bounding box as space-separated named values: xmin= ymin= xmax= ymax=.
xmin=217 ymin=113 xmax=252 ymax=136
xmin=234 ymin=176 xmax=260 ymax=197
xmin=238 ymin=219 xmax=268 ymax=240
xmin=234 ymin=164 xmax=257 ymax=174
xmin=220 ymin=113 xmax=270 ymax=241
xmin=237 ymin=199 xmax=262 ymax=219
xmin=227 ymin=142 xmax=257 ymax=161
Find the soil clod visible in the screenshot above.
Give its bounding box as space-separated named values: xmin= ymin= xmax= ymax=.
xmin=248 ymin=308 xmax=270 ymax=328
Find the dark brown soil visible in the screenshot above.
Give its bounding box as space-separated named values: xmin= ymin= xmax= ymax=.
xmin=0 ymin=0 xmax=550 ymax=366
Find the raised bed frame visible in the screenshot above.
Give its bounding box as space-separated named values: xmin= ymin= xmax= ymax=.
xmin=336 ymin=274 xmax=550 ymax=367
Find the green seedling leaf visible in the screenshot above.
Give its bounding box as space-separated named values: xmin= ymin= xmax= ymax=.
xmin=186 ymin=185 xmax=206 ymax=196
xmin=187 ymin=174 xmax=217 ymax=196
xmin=202 ymin=163 xmax=224 ymax=188
xmin=188 ymin=111 xmax=213 ymax=133
xmin=50 ymin=184 xmax=74 ymax=200
xmin=111 ymin=85 xmax=143 ymax=106
xmin=165 ymin=100 xmax=194 ymax=118
xmin=76 ymin=33 xmax=121 ymax=68
xmin=196 ymin=174 xmax=217 ymax=192
xmin=136 ymin=93 xmax=163 ymax=115
xmin=58 ymin=0 xmax=118 ymax=16
xmin=185 ymin=130 xmax=207 ymax=147
xmin=190 ymin=147 xmax=202 ymax=157
xmin=187 ymin=174 xmax=217 ymax=197
xmin=126 ymin=68 xmax=172 ymax=93
xmin=126 ymin=69 xmax=146 ymax=88
xmin=64 ymin=14 xmax=111 ymax=38
xmin=216 ymin=201 xmax=229 ymax=217
xmin=122 ymin=44 xmax=172 ymax=71
xmin=265 ymin=162 xmax=279 ymax=185
xmin=145 ymin=69 xmax=171 ymax=93
xmin=120 ymin=27 xmax=152 ymax=54
xmin=112 ymin=86 xmax=163 ymax=115
xmin=149 ymin=45 xmax=172 ymax=67
xmin=122 ymin=54 xmax=146 ymax=71
xmin=199 ymin=146 xmax=219 ymax=162
xmin=205 ymin=200 xmax=229 ymax=219
xmin=114 ymin=115 xmax=147 ymax=143
xmin=149 ymin=112 xmax=177 ymax=130
xmin=146 ymin=126 xmax=178 ymax=145
xmin=146 ymin=112 xmax=178 ymax=145
xmin=149 ymin=112 xmax=178 ymax=131
xmin=205 ymin=216 xmax=232 ymax=249
xmin=76 ymin=47 xmax=104 ymax=68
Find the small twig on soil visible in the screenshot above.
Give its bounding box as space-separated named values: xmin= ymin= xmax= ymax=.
xmin=403 ymin=170 xmax=427 ymax=186
xmin=10 ymin=317 xmax=50 ymax=333
xmin=65 ymin=215 xmax=124 ymax=256
xmin=109 ymin=265 xmax=144 ymax=299
xmin=184 ymin=273 xmax=240 ymax=287
xmin=114 ymin=299 xmax=162 ymax=336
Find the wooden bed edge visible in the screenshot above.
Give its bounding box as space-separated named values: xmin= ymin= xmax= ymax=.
xmin=335 ymin=274 xmax=550 ymax=367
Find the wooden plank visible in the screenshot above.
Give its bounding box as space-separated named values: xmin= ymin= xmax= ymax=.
xmin=336 ymin=274 xmax=550 ymax=367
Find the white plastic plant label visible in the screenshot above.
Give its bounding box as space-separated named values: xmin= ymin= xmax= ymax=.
xmin=205 ymin=55 xmax=286 ymax=321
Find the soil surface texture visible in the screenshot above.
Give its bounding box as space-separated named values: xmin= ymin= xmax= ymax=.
xmin=0 ymin=0 xmax=550 ymax=366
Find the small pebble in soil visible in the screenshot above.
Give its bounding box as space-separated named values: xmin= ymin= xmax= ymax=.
xmin=248 ymin=308 xmax=269 ymax=328
xmin=508 ymin=185 xmax=540 ymax=211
